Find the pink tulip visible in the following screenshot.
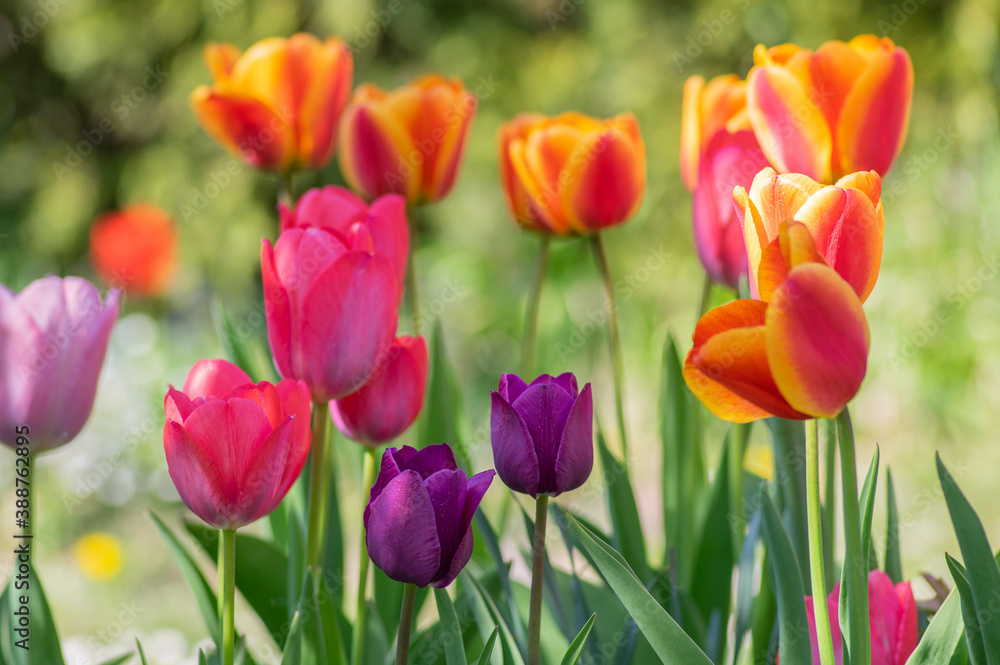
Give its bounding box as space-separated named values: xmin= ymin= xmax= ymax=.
xmin=163 ymin=378 xmax=309 ymax=529
xmin=279 ymin=186 xmax=409 ymax=290
xmin=331 ymin=336 xmax=428 ymax=446
xmin=261 ymin=226 xmax=400 ymax=403
xmin=0 ymin=276 xmax=120 ymax=452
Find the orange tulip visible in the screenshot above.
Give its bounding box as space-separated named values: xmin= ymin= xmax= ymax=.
xmin=337 ymin=74 xmax=476 ymax=205
xmin=683 ymin=223 xmax=870 ymax=423
xmin=734 ymin=167 xmax=884 ymax=303
xmin=499 ymin=112 xmax=646 ymax=236
xmin=190 ymin=34 xmax=353 ymax=171
xmin=89 ymin=204 xmax=177 ymax=297
xmin=680 ymin=74 xmax=752 ymax=192
xmin=746 ymin=35 xmax=913 ymax=183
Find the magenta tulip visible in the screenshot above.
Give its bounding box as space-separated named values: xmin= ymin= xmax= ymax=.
xmin=0 ymin=276 xmax=120 ymax=452
xmin=279 ymin=186 xmax=410 ymax=289
xmin=490 ymin=373 xmax=593 ymax=498
xmin=261 ymin=225 xmax=399 ymax=402
xmin=365 ymin=444 xmax=494 ymax=588
xmin=331 ymin=336 xmax=428 ymax=446
xmin=163 ymin=378 xmax=310 ymax=530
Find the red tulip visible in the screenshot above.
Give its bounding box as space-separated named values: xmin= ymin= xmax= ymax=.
xmin=89 ymin=204 xmax=177 ymax=297
xmin=331 ymin=335 xmax=428 ymax=446
xmin=261 ymin=226 xmax=399 ymax=402
xmin=163 ymin=378 xmax=309 ymax=529
xmin=279 ymin=186 xmax=409 ymax=289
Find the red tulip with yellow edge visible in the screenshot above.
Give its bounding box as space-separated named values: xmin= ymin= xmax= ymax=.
xmin=190 ymin=33 xmax=353 ymax=172
xmin=734 ymin=167 xmax=884 ymax=303
xmin=337 ymin=74 xmax=476 ymax=205
xmin=89 ymin=204 xmax=177 ymax=297
xmin=683 ymin=221 xmax=870 ymax=423
xmin=746 ymin=35 xmax=913 ymax=183
xmin=499 ymin=111 xmax=646 ymax=236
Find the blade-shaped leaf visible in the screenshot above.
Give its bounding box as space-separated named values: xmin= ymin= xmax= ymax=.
xmin=95 ymin=655 xmax=133 ymax=665
xmin=560 ymin=614 xmax=596 ymax=665
xmin=690 ymin=431 xmax=735 ymax=626
xmin=904 ymin=586 xmax=967 ymax=665
xmin=211 ymin=298 xmax=276 ymax=382
xmin=3 ymin=562 xmax=65 ymax=665
xmin=136 ymin=639 xmax=149 ymax=665
xmin=473 ymin=510 xmax=526 ymax=649
xmin=859 ymin=445 xmax=881 ymax=574
xmin=282 ymin=570 xmax=326 ymax=665
xmin=434 ymin=588 xmax=467 ymax=665
xmin=760 ymin=492 xmax=811 ymax=665
xmin=567 ymin=515 xmax=713 ymax=665
xmin=419 ymin=319 xmax=468 ymax=466
xmin=767 ymin=417 xmax=810 ymax=586
xmin=149 ymin=512 xmax=219 ymax=640
xmin=838 ymin=409 xmax=871 ymax=665
xmin=596 ymin=426 xmax=652 ymax=582
xmin=477 ymin=628 xmax=499 ymax=665
xmin=462 ymin=573 xmax=525 ymax=665
xmin=885 ymin=468 xmax=903 ymax=584
xmin=945 ymin=555 xmax=988 ymax=665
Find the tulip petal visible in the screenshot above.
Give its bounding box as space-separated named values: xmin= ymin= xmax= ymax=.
xmin=366 ymin=194 xmax=410 ymax=286
xmin=273 ymin=379 xmax=312 ymax=498
xmin=835 ymin=170 xmax=882 ymax=207
xmin=499 ymin=373 xmax=530 ymax=403
xmin=554 ymin=383 xmax=593 ymax=495
xmin=756 ymin=221 xmax=827 ymax=301
xmin=423 ymin=468 xmax=468 ymax=579
xmin=190 ymin=87 xmax=294 ymax=170
xmin=403 ymin=443 xmax=459 ymax=478
xmin=435 ymin=467 xmax=494 ymax=587
xmin=509 ymin=123 xmax=582 ymax=234
xmin=365 ymin=469 xmax=441 ymax=587
xmin=500 ymin=114 xmax=555 ymax=232
xmin=549 ymin=372 xmax=579 ymax=398
xmin=894 ymin=581 xmax=918 ymax=664
xmin=165 ymin=420 xmax=231 ymax=528
xmin=338 ymin=99 xmax=419 ymax=202
xmin=805 ymin=592 xmax=844 ymax=665
xmin=490 ymin=391 xmax=540 ymax=497
xmin=513 ymin=383 xmax=576 ymax=494
xmin=288 ymin=36 xmax=353 ymax=169
xmin=869 ymin=571 xmax=901 ymax=665
xmin=766 ymin=264 xmax=870 ymax=418
xmin=680 ymin=75 xmax=706 ymax=192
xmin=183 ymin=359 xmax=253 ymax=399
xmin=204 ymin=42 xmax=241 ymax=82
xmin=435 ymin=528 xmax=473 ymax=589
xmin=287 ymin=186 xmax=368 ymax=234
xmin=261 ymin=239 xmax=294 ymax=381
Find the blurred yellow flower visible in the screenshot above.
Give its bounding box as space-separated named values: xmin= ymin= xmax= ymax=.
xmin=743 ymin=441 xmax=774 ymax=481
xmin=73 ymin=533 xmax=124 ymax=581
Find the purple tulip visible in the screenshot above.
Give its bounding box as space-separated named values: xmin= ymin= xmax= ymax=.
xmin=490 ymin=372 xmax=593 ymax=498
xmin=0 ymin=276 xmax=120 ymax=452
xmin=364 ymin=444 xmax=494 ymax=588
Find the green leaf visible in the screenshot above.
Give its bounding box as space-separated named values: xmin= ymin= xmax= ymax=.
xmin=596 ymin=426 xmax=652 ymax=583
xmin=317 ymin=574 xmax=347 ymax=665
xmin=184 ymin=522 xmax=290 ymax=646
xmin=419 ymin=319 xmax=468 ymax=465
xmin=211 ymin=298 xmax=276 ymax=382
xmin=767 ymin=417 xmax=810 ymax=587
xmin=567 ymin=515 xmax=712 ymax=665
xmin=149 ymin=512 xmax=219 ymax=640
xmin=462 ymin=573 xmax=525 ymax=665
xmin=2 ymin=562 xmax=65 ymax=665
xmin=733 ymin=512 xmax=761 ymax=664
xmin=690 ymin=431 xmax=735 ymax=628
xmin=434 ymin=588 xmax=467 ymax=665
xmin=904 ymin=587 xmax=967 ymax=665
xmin=938 ymin=454 xmax=1000 ymax=663
xmin=858 ymin=445 xmax=881 ymax=574
xmin=199 ymin=650 xmax=209 ymax=665
xmin=560 ymin=614 xmax=596 ymax=665
xmin=945 ymin=555 xmax=988 ymax=665
xmin=95 ymin=655 xmax=133 ymax=665
xmin=660 ymin=334 xmax=689 ymax=560
xmin=323 ymin=433 xmax=345 ymax=602
xmin=519 ymin=506 xmax=570 ymax=638
xmin=838 ymin=408 xmax=871 ymax=665
xmin=821 ymin=418 xmax=838 ymax=591
xmin=885 ymin=468 xmax=904 ymax=584
xmin=136 ymin=639 xmax=149 ymax=665
xmin=476 ymin=628 xmax=499 ymax=665
xmin=474 ymin=511 xmax=526 ymax=649
xmin=286 ymin=508 xmax=305 ymax=626
xmin=282 ymin=570 xmax=326 ymax=665
xmin=760 ymin=492 xmax=811 ymax=665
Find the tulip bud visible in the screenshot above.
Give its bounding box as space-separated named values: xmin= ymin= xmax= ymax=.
xmin=0 ymin=276 xmax=120 ymax=453
xmin=331 ymin=336 xmax=428 ymax=446
xmin=365 ymin=444 xmax=494 ymax=588
xmin=490 ymin=373 xmax=593 ymax=498
xmin=89 ymin=204 xmax=177 ymax=297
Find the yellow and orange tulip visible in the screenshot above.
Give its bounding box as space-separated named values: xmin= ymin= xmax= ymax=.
xmin=746 ymin=35 xmax=913 ymax=183
xmin=499 ymin=112 xmax=646 ymax=236
xmin=683 ymin=222 xmax=870 ymax=423
xmin=680 ymin=74 xmax=752 ymax=192
xmin=734 ymin=167 xmax=884 ymax=303
xmin=337 ymin=74 xmax=476 ymax=205
xmin=190 ymin=34 xmax=353 ymax=172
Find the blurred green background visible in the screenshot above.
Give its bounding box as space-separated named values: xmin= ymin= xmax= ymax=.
xmin=1 ymin=0 xmax=998 ymax=661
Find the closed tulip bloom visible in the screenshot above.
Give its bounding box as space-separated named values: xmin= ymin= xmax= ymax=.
xmin=190 ymin=33 xmax=353 ymax=171
xmin=0 ymin=276 xmax=120 ymax=452
xmin=746 ymin=36 xmax=913 ymax=182
xmin=365 ymin=444 xmax=494 ymax=588
xmin=680 ymin=74 xmax=753 ymax=192
xmin=163 ymin=380 xmax=308 ymax=530
xmin=261 ymin=226 xmax=399 ymax=403
xmin=331 ymin=336 xmax=428 ymax=446
xmin=338 ymin=74 xmax=476 ymax=205
xmin=499 ymin=112 xmax=646 ymax=236
xmin=684 ymin=224 xmax=870 ymax=423
xmin=89 ymin=204 xmax=177 ymax=297
xmin=491 ymin=373 xmax=593 ymax=498
xmin=280 ymin=186 xmax=409 ymax=289
xmin=735 ymin=167 xmax=884 ymax=302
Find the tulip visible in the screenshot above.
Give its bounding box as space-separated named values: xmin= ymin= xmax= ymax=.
xmin=364 ymin=443 xmax=494 ymax=588
xmin=0 ymin=276 xmax=120 ymax=452
xmin=190 ymin=33 xmax=353 ymax=171
xmin=182 ymin=358 xmax=312 ymax=454
xmin=89 ymin=204 xmax=177 ymax=297
xmin=746 ymin=35 xmax=913 ymax=182
xmin=735 ymin=167 xmax=884 ymax=302
xmin=680 ymin=74 xmax=753 ymax=192
xmin=261 ymin=226 xmax=399 ymax=402
xmin=338 ymin=74 xmax=476 ymax=205
xmin=163 ymin=379 xmax=308 ymax=530
xmin=490 ymin=373 xmax=593 ymax=497
xmin=331 ymin=336 xmax=427 ymax=446
xmin=683 ymin=225 xmax=870 ymax=423
xmin=279 ymin=186 xmax=409 ymax=288
xmin=498 ymin=112 xmax=646 ymax=235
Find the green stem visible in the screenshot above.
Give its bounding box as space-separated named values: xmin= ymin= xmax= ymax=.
xmin=306 ymin=402 xmax=331 ymax=573
xmin=217 ymin=537 xmax=225 ymax=623
xmin=837 ymin=408 xmax=870 ymax=665
xmin=805 ymin=419 xmax=835 ymax=665
xmin=395 ymin=583 xmax=418 ymax=665
xmin=406 ymin=206 xmax=421 ymax=331
xmin=280 ymin=171 xmax=295 ymax=207
xmin=527 ymin=495 xmax=549 ymax=665
xmin=350 ymin=447 xmax=380 ymax=665
xmin=589 ymin=233 xmax=628 ymax=458
xmin=697 ymin=272 xmax=713 ymax=318
xmin=521 ymin=236 xmax=550 ymax=376
xmin=221 ymin=529 xmax=236 ymax=665
xmin=821 ymin=418 xmax=838 ymax=591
